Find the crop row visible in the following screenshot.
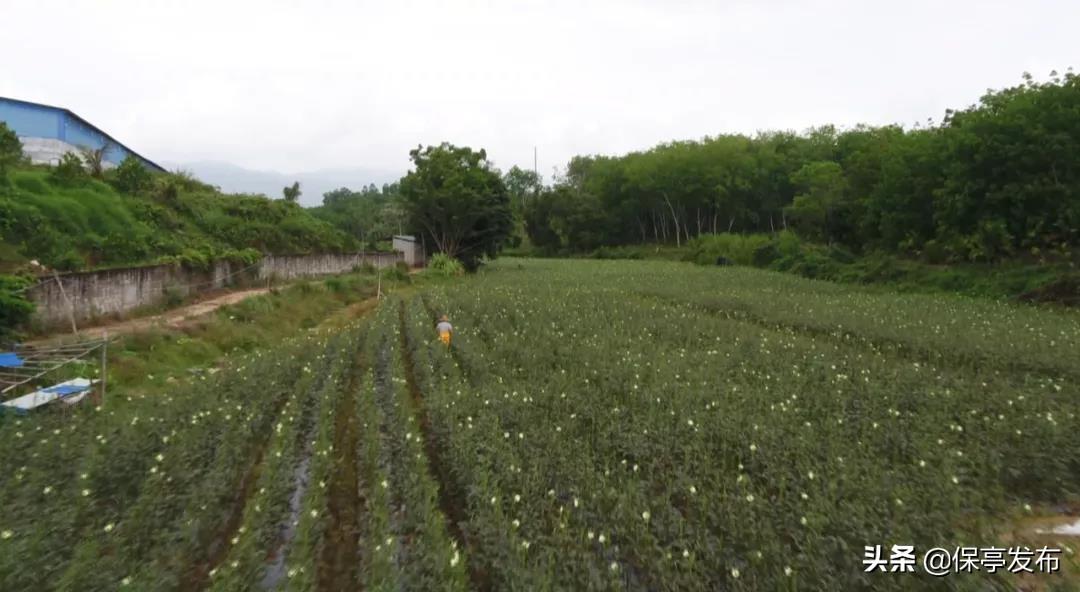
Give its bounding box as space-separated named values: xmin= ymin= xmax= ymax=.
xmin=0 ymin=331 xmax=337 ymax=590
xmin=402 ymin=259 xmax=1078 ymax=590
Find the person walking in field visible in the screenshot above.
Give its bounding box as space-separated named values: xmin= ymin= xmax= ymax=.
xmin=436 ymin=314 xmax=453 ymax=346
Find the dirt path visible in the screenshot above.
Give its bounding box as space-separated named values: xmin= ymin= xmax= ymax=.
xmin=31 ymin=288 xmax=270 ymax=344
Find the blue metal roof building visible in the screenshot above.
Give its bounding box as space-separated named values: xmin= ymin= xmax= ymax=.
xmin=0 ymin=96 xmax=166 ymax=172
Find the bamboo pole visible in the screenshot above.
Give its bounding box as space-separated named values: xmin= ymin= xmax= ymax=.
xmin=99 ymin=332 xmax=107 ymax=407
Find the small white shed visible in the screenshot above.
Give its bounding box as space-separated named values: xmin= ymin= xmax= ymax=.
xmin=392 ymin=235 xmax=426 ymax=267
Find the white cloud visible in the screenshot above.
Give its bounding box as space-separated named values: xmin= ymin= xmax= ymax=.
xmin=2 ymin=0 xmax=1077 ymax=185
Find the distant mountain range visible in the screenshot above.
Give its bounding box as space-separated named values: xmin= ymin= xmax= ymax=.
xmin=160 ymin=160 xmax=404 ymax=207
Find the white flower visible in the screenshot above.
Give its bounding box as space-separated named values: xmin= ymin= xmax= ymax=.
xmin=731 ymin=567 xmax=740 ymax=579
xmin=104 ymin=523 xmax=115 ymax=533
xmin=42 ymin=486 xmax=52 ymax=495
xmin=310 ymin=510 xmax=318 ymax=518
xmin=784 ymin=566 xmax=793 ymax=576
xmin=514 ymin=494 xmax=521 ymax=503
xmin=82 ymin=489 xmax=90 ymax=497
xmin=807 ymin=471 xmax=815 ymax=480
xmin=749 ymin=443 xmax=757 ymax=452
xmin=745 ymin=494 xmax=754 ymax=503
xmin=800 ymin=516 xmax=808 ymax=525
xmin=121 ymin=577 xmax=131 ymax=586
xmin=521 ymin=540 xmax=530 ymax=549
xmin=512 ymin=519 xmax=520 ymax=529
xmin=682 ymin=549 xmax=689 ymax=558
xmin=609 ymin=561 xmax=618 ymax=572
xmin=689 ymin=485 xmax=697 ymax=495
xmin=598 ymin=534 xmax=606 ymax=543
xmin=1 ymin=530 xmax=12 ymax=539
xmin=642 ymin=510 xmax=650 ymax=521
xmin=587 ymin=531 xmax=595 ymax=540
xmin=450 ymin=550 xmax=460 ymax=567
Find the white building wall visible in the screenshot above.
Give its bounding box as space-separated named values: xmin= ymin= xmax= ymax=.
xmin=19 ymin=137 xmax=118 ymax=169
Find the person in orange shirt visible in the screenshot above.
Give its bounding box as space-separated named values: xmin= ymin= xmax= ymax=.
xmin=436 ymin=315 xmax=453 ymax=346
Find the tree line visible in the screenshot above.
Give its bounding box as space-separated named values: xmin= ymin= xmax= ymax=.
xmin=525 ymin=71 xmax=1079 ymax=263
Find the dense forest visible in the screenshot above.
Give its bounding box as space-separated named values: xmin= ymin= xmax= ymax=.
xmin=525 ymin=72 xmax=1080 ymax=264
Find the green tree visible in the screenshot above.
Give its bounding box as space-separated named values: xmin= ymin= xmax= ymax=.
xmin=785 ymin=161 xmax=848 ymax=243
xmin=283 ymin=181 xmax=302 ymax=202
xmin=78 ymin=143 xmax=111 ymax=179
xmin=112 ymin=155 xmax=152 ymax=194
xmin=0 ymin=122 xmax=22 ymax=180
xmin=503 ymin=165 xmax=541 ymax=210
xmin=399 ymin=143 xmax=512 ymax=271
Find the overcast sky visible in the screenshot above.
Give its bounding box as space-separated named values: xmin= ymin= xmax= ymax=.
xmin=3 ymin=0 xmax=1078 ymax=185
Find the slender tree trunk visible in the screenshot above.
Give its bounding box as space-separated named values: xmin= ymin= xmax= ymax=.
xmin=662 ymin=195 xmax=680 ymax=247
xmin=728 ymin=217 xmax=735 ymax=232
xmin=712 ymin=211 xmax=718 ymax=234
xmin=696 ymin=207 xmax=702 ymax=236
xmin=770 ymin=214 xmax=775 ymax=234
xmin=782 ymin=210 xmax=788 ymax=230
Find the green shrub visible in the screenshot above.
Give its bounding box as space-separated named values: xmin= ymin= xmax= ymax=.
xmin=752 ymin=243 xmax=781 ymax=267
xmin=324 ymin=276 xmax=347 ymax=294
xmin=163 ymin=283 xmax=187 ymax=307
xmin=50 ymin=152 xmax=87 ymax=186
xmin=921 ymin=239 xmax=948 ymax=264
xmin=111 ymin=155 xmax=152 ymax=195
xmin=429 ymin=253 xmax=466 ymax=276
xmin=684 ymin=233 xmax=773 ymax=266
xmin=0 ymin=122 xmax=21 ymax=179
xmin=775 ymin=230 xmax=802 ymax=258
xmin=0 ymin=274 xmax=36 ymax=337
xmin=827 ymin=244 xmax=856 ymax=264
xmin=379 ymin=262 xmax=410 ymax=281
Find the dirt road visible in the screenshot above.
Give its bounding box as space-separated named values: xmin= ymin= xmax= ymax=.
xmin=34 ymin=288 xmax=270 ymax=343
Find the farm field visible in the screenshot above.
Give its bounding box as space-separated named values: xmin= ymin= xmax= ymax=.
xmin=1 ymin=258 xmax=1078 ymax=591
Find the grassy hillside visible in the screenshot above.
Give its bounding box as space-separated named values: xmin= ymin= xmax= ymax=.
xmin=0 ymin=166 xmax=357 ymax=273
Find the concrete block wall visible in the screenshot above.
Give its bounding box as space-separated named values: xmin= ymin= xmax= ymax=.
xmin=27 ymin=251 xmax=402 ymax=329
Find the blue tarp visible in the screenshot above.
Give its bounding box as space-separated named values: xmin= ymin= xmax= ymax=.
xmin=0 ymin=352 xmax=24 ymax=368
xmin=41 ymin=384 xmax=90 ymax=396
